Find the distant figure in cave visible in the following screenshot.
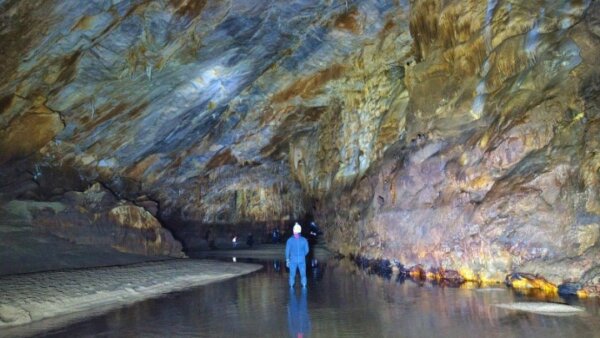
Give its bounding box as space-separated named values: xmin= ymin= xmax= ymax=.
xmin=205 ymin=228 xmax=216 ymax=250
xmin=272 ymin=227 xmax=281 ymax=243
xmin=307 ymin=221 xmax=320 ymax=246
xmin=286 ymin=223 xmax=309 ymax=288
xmin=246 ymin=232 xmax=254 ymax=248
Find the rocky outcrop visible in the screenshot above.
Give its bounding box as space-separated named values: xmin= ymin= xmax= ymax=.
xmin=314 ymin=0 xmax=600 ymax=294
xmin=3 ymin=183 xmax=184 ymax=257
xmin=0 ymin=0 xmax=599 ymax=293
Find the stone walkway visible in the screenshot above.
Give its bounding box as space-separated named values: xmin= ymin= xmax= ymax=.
xmin=0 ymin=260 xmax=261 ymax=336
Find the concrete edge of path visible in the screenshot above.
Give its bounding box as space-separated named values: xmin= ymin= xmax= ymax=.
xmin=0 ymin=260 xmax=262 ymax=337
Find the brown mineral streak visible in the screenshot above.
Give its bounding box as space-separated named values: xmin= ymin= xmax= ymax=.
xmin=334 ymin=8 xmax=360 ymax=33
xmin=272 ymin=64 xmax=346 ymax=103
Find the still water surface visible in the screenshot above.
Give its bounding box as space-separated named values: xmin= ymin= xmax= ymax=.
xmin=35 ymin=257 xmax=600 ymax=338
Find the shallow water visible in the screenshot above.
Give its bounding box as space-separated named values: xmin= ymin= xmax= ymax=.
xmin=31 ymin=257 xmax=600 ymax=338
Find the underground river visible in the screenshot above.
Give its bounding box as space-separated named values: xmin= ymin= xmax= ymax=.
xmin=20 ymin=252 xmax=600 ymax=338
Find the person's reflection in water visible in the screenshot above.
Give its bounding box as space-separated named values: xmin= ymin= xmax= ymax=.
xmin=273 ymin=260 xmax=281 ymax=273
xmin=288 ymin=289 xmax=311 ymax=338
xmin=310 ymin=258 xmax=323 ymax=281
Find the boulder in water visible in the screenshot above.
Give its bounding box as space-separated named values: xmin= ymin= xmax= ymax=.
xmin=505 ymin=272 xmax=557 ymax=295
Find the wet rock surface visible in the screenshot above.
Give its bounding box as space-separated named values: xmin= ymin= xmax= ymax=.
xmin=0 ymin=219 xmax=169 ymax=276
xmin=313 ymin=0 xmax=600 ymax=294
xmin=2 ymin=183 xmax=184 ymax=258
xmin=0 ymin=259 xmax=261 ymax=335
xmin=0 ymin=0 xmax=599 ymax=294
xmin=494 ymin=302 xmax=585 ymax=316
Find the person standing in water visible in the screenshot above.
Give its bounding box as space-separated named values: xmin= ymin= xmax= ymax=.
xmin=286 ymin=223 xmax=309 ymax=288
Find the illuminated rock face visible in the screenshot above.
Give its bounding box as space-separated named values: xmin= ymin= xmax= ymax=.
xmin=0 ymin=1 xmax=599 ymax=290
xmin=3 ymin=183 xmax=184 ymax=257
xmin=314 ymin=0 xmax=600 ymax=292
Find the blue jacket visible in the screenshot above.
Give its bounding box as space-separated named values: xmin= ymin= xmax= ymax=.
xmin=286 ymin=236 xmax=309 ymax=263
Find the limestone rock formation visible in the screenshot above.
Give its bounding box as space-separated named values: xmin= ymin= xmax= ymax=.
xmin=0 ymin=0 xmax=599 ymax=293
xmin=315 ymin=0 xmax=600 ymax=294
xmin=2 ymin=183 xmax=184 ymax=257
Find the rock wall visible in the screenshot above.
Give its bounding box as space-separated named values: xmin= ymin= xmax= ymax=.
xmin=2 ymin=183 xmax=184 ymax=257
xmin=311 ymin=0 xmax=600 ymax=294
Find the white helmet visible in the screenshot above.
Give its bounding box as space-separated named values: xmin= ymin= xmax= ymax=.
xmin=293 ymin=222 xmax=302 ymax=234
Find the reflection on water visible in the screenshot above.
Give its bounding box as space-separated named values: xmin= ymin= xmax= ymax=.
xmin=288 ymin=289 xmax=310 ymax=338
xmin=35 ymin=258 xmax=600 ymax=338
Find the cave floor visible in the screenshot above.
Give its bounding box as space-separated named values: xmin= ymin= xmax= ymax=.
xmin=12 ymin=255 xmax=600 ymax=338
xmin=0 ymin=259 xmax=261 ymax=337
